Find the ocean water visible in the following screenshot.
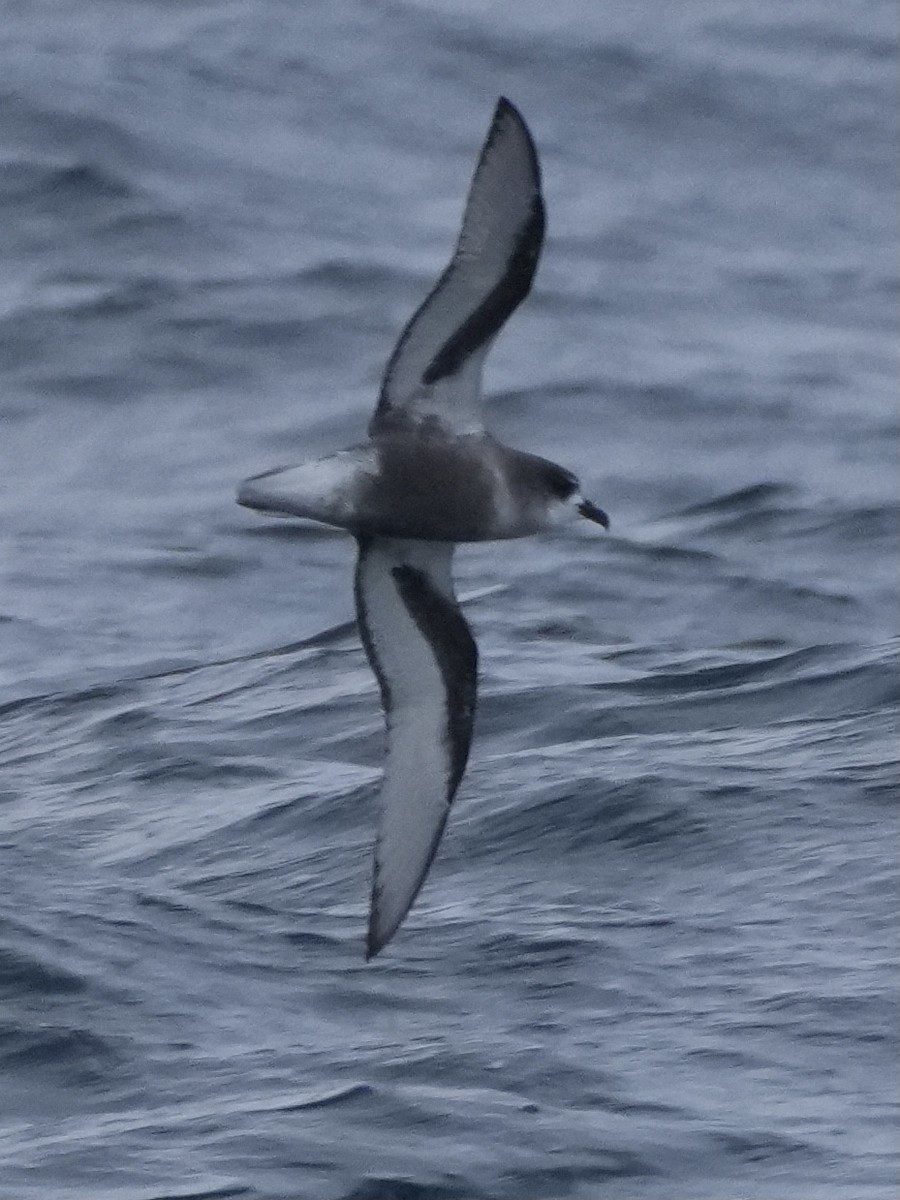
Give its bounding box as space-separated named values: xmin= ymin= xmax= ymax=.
xmin=1 ymin=1 xmax=897 ymax=1197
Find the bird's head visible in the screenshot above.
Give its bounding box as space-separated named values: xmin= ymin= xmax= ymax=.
xmin=536 ymin=460 xmax=609 ymax=532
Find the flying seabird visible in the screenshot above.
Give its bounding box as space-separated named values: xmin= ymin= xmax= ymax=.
xmin=238 ymin=98 xmax=609 ymax=958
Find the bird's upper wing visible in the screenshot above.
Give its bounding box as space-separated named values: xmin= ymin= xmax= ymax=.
xmin=371 ymin=97 xmax=545 ymax=438
xmin=354 ymin=536 xmax=477 ymax=958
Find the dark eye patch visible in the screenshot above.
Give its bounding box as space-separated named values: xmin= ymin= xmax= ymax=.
xmin=545 ymin=466 xmax=578 ymax=500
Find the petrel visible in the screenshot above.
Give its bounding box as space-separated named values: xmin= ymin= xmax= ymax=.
xmin=238 ymin=98 xmax=609 ymax=958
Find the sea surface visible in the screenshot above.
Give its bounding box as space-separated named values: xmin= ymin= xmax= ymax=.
xmin=1 ymin=2 xmax=897 ymax=1198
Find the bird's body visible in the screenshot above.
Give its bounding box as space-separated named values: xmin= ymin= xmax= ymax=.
xmin=240 ymin=433 xmax=588 ymax=543
xmin=238 ymin=99 xmax=608 ymax=958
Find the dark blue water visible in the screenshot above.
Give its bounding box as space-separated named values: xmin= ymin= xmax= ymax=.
xmin=1 ymin=2 xmax=897 ymax=1197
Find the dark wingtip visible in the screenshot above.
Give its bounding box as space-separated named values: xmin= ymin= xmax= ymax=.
xmin=365 ymin=887 xmax=390 ymax=962
xmin=493 ymin=96 xmax=532 ymax=143
xmin=578 ymin=500 xmax=610 ymax=530
xmin=365 ymin=919 xmax=388 ymax=962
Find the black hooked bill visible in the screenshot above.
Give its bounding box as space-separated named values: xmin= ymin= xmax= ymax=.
xmin=578 ymin=499 xmax=610 ymax=529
